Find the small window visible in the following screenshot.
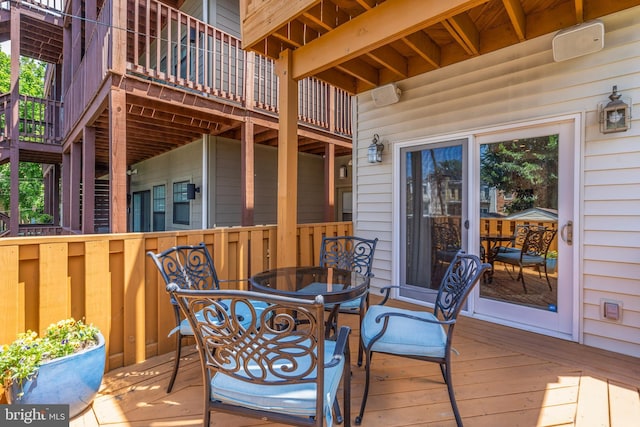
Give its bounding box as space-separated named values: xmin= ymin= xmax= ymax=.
xmin=153 ymin=185 xmax=166 ymax=231
xmin=173 ymin=181 xmax=190 ymax=225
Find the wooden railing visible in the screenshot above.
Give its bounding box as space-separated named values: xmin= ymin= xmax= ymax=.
xmin=63 ymin=0 xmax=352 ymax=137
xmin=0 ymin=222 xmax=352 ymax=372
xmin=0 ymin=94 xmax=63 ymax=145
xmin=62 ymin=0 xmax=111 ymax=133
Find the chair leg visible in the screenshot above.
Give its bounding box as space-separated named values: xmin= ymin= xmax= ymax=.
xmin=543 ymin=264 xmax=553 ymax=291
xmin=355 ymin=350 xmax=372 ymax=425
xmin=167 ymin=333 xmax=183 ymax=393
xmin=442 ymin=361 xmax=463 ymax=427
xmin=517 ymin=266 xmax=528 ymax=294
xmin=357 ymin=310 xmax=365 ymax=367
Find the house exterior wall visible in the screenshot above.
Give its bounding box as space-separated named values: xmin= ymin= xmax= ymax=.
xmin=130 ymin=141 xmax=204 ymax=231
xmin=209 ymin=138 xmax=326 ymax=226
xmin=132 ymin=137 xmax=327 ymax=229
xmin=354 ymin=8 xmax=639 ymax=357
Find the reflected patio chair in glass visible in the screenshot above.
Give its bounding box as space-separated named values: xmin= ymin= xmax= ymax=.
xmin=167 ymin=286 xmax=351 ymax=427
xmin=493 ymin=228 xmax=558 ymax=293
xmin=356 ymin=251 xmax=490 ymax=426
xmin=147 ymin=242 xmax=267 ymax=393
xmin=431 ymin=223 xmax=461 ymax=281
xmin=319 ymin=235 xmax=378 ymax=366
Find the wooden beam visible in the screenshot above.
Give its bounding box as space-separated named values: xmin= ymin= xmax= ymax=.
xmin=366 ymin=45 xmax=408 ymax=78
xmin=241 ymin=0 xmax=318 ymax=49
xmin=109 ymin=89 xmax=127 ymax=233
xmin=502 ymin=0 xmax=526 ymax=41
xmin=445 ymin=13 xmax=480 ymax=55
xmin=291 ymin=0 xmax=486 ymax=79
xmin=70 ymin=141 xmax=82 ymax=231
xmin=241 ymin=119 xmax=255 ymax=226
xmin=324 ymin=143 xmax=335 ymax=222
xmin=82 ymin=127 xmax=96 ymax=233
xmin=275 ymin=50 xmax=298 ymax=268
xmin=574 ymin=0 xmax=584 ymax=23
xmin=9 ymin=4 xmax=19 ymax=236
xmin=403 ymin=31 xmax=441 ymax=68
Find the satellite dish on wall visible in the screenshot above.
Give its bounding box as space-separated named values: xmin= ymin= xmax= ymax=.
xmin=552 ymin=20 xmax=604 ymax=62
xmin=371 ymin=83 xmax=401 ymax=107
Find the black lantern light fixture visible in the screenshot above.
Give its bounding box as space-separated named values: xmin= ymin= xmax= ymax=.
xmin=600 ymin=85 xmax=631 ymax=134
xmin=367 ymin=134 xmax=384 ymax=163
xmin=186 ymin=183 xmax=200 ymax=200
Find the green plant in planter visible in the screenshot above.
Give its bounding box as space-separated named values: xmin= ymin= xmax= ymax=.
xmin=0 ymin=318 xmax=100 ymax=398
xmin=547 ymin=250 xmax=558 ymax=259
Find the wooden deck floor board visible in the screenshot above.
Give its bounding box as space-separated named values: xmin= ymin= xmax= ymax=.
xmin=70 ymin=303 xmax=639 ymax=427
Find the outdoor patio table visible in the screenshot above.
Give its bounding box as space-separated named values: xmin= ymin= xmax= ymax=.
xmin=249 ymin=266 xmax=369 ymax=337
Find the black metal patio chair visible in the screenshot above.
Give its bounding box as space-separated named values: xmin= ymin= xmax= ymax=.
xmin=167 ymin=286 xmax=351 ymax=427
xmin=356 ymin=251 xmax=490 ymax=426
xmin=147 ymin=242 xmax=267 ymax=392
xmin=493 ymin=227 xmax=557 ymax=293
xmin=319 ymin=235 xmax=378 ymax=366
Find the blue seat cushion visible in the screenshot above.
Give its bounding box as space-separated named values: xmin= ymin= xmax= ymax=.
xmin=298 ymin=282 xmax=364 ymax=311
xmin=210 ymin=339 xmax=344 ymax=426
xmin=361 ymin=305 xmax=447 ymax=358
xmin=172 ymin=299 xmax=269 ymax=336
xmin=495 ymin=251 xmax=544 ymax=266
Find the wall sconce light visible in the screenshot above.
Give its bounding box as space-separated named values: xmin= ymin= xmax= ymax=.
xmin=599 ymin=85 xmax=631 ymax=133
xmin=187 ymin=183 xmax=200 ymax=200
xmin=339 ymin=164 xmax=348 ymax=179
xmin=126 ymin=168 xmax=138 ymax=176
xmin=368 ymin=134 xmax=384 ymax=163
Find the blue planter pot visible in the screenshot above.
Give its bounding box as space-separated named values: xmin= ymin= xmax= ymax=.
xmin=546 ymin=258 xmax=557 ymax=274
xmin=7 ymin=332 xmax=106 ymax=418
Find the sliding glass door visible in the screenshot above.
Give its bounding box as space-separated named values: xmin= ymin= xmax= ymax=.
xmin=399 ymin=139 xmax=467 ymax=303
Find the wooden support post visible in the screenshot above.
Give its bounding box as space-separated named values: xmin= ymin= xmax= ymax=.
xmin=62 ymin=151 xmax=71 ymax=228
xmin=109 ymin=89 xmax=127 ymax=233
xmin=275 ymin=50 xmax=298 ymax=268
xmin=111 ymin=0 xmax=128 ymax=75
xmin=52 ymin=165 xmax=61 ymax=225
xmin=241 ymin=119 xmax=255 ymax=226
xmin=82 ymin=127 xmax=96 ymax=233
xmin=70 ymin=142 xmax=82 ymax=231
xmin=8 ymin=4 xmax=20 ymax=236
xmin=324 ymin=143 xmax=336 ymax=222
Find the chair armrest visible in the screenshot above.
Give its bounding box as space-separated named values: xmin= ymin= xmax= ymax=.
xmin=374 ymin=311 xmax=455 ymax=326
xmin=219 ymin=278 xmax=250 ymax=286
xmin=325 ymin=326 xmax=351 ymax=368
xmin=377 ymin=285 xmax=401 ymax=305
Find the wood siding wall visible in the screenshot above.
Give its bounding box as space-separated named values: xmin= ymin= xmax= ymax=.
xmin=354 ymin=8 xmax=639 ymax=357
xmin=0 ymin=222 xmax=353 ymax=371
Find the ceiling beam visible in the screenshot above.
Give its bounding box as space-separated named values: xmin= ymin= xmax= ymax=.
xmin=574 ymin=0 xmax=584 ymax=23
xmin=291 ymin=0 xmax=486 ymax=80
xmin=445 ymin=13 xmax=480 ymax=55
xmin=241 ymin=0 xmax=318 ymax=49
xmin=502 ymin=0 xmax=526 ymax=41
xmin=402 ymin=31 xmax=441 ymax=68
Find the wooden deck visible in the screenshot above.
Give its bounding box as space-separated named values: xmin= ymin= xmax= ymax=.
xmin=71 ymin=298 xmax=640 ymax=427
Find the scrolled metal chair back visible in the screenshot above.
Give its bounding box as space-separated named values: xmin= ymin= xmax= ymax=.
xmin=434 ymin=251 xmax=488 ymax=321
xmin=522 ymin=228 xmax=557 ymax=257
xmin=319 ymin=236 xmax=378 ymax=276
xmin=172 ymin=288 xmax=326 ymax=386
xmin=148 ymin=243 xmax=220 ymax=302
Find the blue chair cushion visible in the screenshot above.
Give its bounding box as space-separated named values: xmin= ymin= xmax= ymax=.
xmin=495 ymin=251 xmax=544 ymax=266
xmin=171 ymin=299 xmax=269 ymax=336
xmin=298 ymin=282 xmax=363 ymax=311
xmin=210 ymin=338 xmax=344 ymax=426
xmin=361 ymin=305 xmax=447 ymax=358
